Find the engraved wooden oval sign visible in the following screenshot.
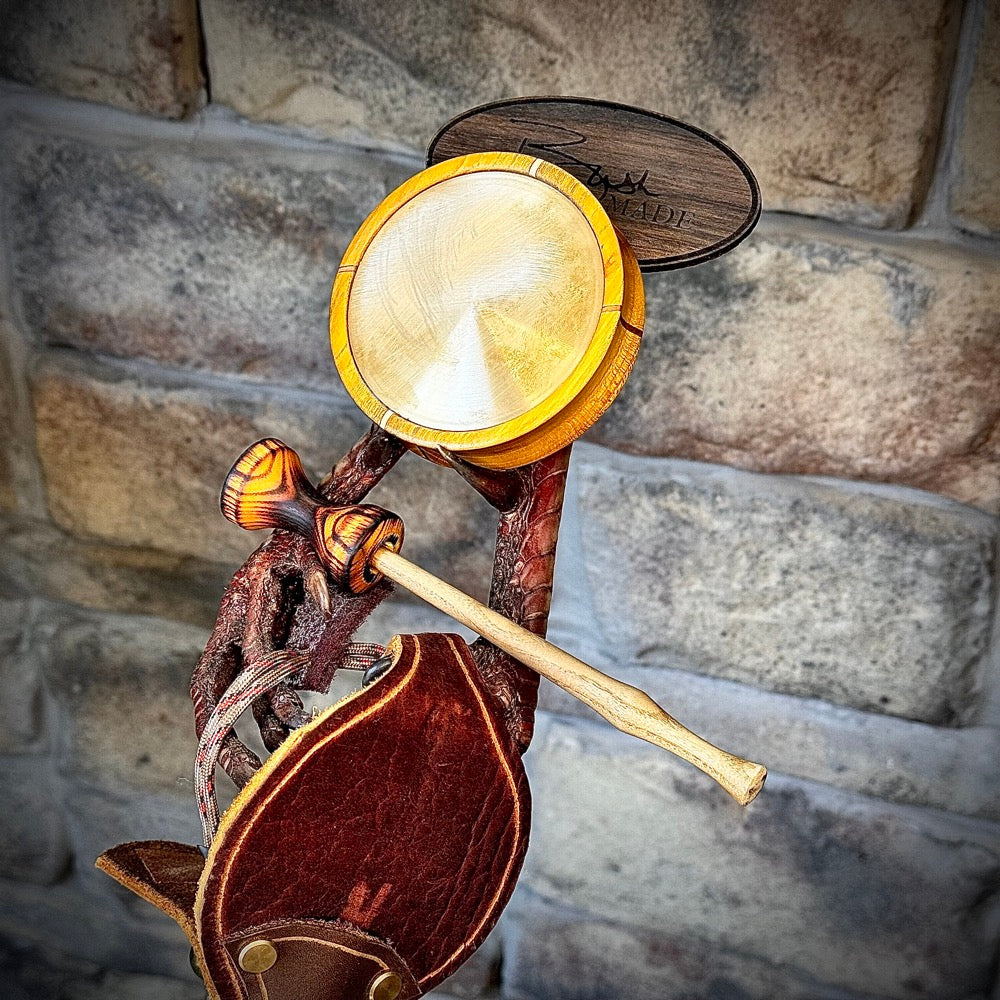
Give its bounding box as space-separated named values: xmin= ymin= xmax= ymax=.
xmin=428 ymin=97 xmax=761 ymax=272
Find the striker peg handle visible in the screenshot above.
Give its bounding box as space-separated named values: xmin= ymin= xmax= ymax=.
xmin=222 ymin=441 xmax=767 ymax=804
xmin=221 ymin=438 xmax=404 ymax=595
xmin=373 ymin=548 xmax=767 ymax=805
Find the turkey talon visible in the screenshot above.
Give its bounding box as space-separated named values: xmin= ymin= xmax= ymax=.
xmin=191 ymin=425 xmax=407 ymax=788
xmin=270 ymin=680 xmax=310 ymax=728
xmin=306 ymin=567 xmax=332 ymax=618
xmin=218 ymin=732 xmax=263 ymax=789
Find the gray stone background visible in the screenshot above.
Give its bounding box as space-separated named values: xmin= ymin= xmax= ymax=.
xmin=0 ymin=1 xmax=998 ymax=998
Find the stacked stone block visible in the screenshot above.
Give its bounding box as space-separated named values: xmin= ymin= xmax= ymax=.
xmin=0 ymin=1 xmax=998 ymax=998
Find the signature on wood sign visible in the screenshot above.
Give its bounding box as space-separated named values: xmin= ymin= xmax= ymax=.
xmin=429 ymin=96 xmax=761 ymax=271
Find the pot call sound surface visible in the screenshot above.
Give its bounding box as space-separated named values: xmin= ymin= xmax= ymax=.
xmin=330 ymin=152 xmax=644 ymax=469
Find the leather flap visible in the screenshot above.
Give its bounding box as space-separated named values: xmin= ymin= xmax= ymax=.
xmin=97 ymin=840 xmax=205 ymax=944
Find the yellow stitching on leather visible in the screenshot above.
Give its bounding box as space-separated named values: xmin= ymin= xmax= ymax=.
xmin=199 ymin=638 xmax=418 ymax=998
xmin=420 ymin=636 xmax=523 ymax=984
xmin=271 ymin=935 xmax=390 ymax=969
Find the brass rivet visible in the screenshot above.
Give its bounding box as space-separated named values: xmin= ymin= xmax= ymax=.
xmin=369 ymin=970 xmax=402 ymax=1000
xmin=238 ymin=939 xmax=278 ymax=974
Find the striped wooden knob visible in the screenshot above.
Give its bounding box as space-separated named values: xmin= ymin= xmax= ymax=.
xmin=221 ymin=438 xmax=404 ymax=594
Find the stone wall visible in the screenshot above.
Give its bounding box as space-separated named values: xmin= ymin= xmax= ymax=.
xmin=1 ymin=1 xmax=998 ymax=998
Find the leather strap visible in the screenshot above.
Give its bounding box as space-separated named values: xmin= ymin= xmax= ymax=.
xmin=224 ymin=918 xmax=418 ymax=1000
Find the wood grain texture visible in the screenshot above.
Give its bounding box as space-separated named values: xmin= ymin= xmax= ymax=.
xmin=220 ymin=437 xmax=317 ymax=535
xmin=220 ymin=439 xmax=405 ymax=596
xmin=330 ymin=151 xmax=643 ymax=469
xmin=428 ymin=97 xmax=760 ymax=271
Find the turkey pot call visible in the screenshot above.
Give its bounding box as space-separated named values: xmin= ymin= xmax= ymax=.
xmin=330 ymin=151 xmax=644 ymax=469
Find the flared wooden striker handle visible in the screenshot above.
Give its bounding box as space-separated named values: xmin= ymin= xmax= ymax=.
xmin=221 ymin=439 xmax=766 ymax=804
xmin=221 ymin=438 xmax=404 ymax=596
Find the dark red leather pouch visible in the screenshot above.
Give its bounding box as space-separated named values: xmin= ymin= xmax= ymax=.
xmin=99 ymin=632 xmax=529 ymax=1000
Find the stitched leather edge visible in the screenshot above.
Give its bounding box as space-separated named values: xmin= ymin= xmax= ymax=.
xmin=195 ymin=636 xmax=420 ymax=999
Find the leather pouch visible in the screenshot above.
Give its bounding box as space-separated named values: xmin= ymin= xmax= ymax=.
xmin=99 ymin=633 xmax=529 ymax=1000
